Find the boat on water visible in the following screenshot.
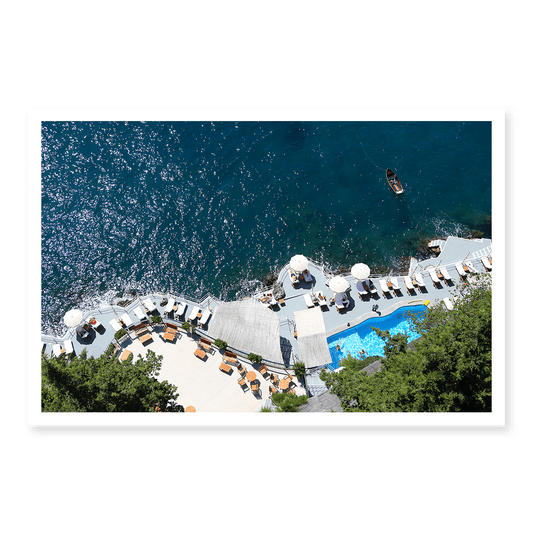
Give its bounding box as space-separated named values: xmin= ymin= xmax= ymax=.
xmin=386 ymin=168 xmax=404 ymax=195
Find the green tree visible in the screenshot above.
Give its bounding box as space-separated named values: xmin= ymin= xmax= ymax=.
xmin=41 ymin=348 xmax=183 ymax=412
xmin=320 ymin=274 xmax=492 ymax=412
xmin=270 ymin=392 xmax=309 ymax=412
xmin=292 ymin=361 xmax=306 ymax=380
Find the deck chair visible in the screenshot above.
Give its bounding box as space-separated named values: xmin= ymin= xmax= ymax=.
xmin=64 ymin=339 xmax=74 ymax=355
xmin=455 ymin=262 xmax=467 ymax=278
xmin=120 ymin=313 xmax=134 ymax=327
xmin=269 ymin=385 xmax=278 ymax=396
xmin=199 ymin=309 xmax=211 ymax=327
xmin=251 ymin=382 xmax=260 ymax=392
xmin=428 ymin=268 xmax=441 ymax=287
xmin=285 ymin=373 xmax=293 ymax=382
xmin=443 ymin=297 xmax=454 ymax=311
xmin=355 ymin=281 xmax=369 ymax=299
xmin=52 ymin=344 xmax=65 ymax=357
xmin=143 ymin=298 xmax=156 ymax=313
xmin=163 ymin=297 xmax=175 ymax=316
xmin=465 ymin=261 xmax=479 ymax=274
xmin=187 ymin=305 xmax=200 ymax=322
xmin=259 ymin=364 xmax=269 ymax=378
xmin=289 ymin=268 xmax=299 ymax=287
xmin=175 ymin=302 xmax=186 ymax=318
xmin=403 ymin=276 xmax=415 ymax=293
xmin=134 ymin=307 xmax=148 ymax=321
xmin=390 ymin=277 xmax=400 ymax=292
xmin=334 ymin=293 xmax=345 ymax=311
xmin=304 ymin=293 xmax=315 ymax=308
xmin=414 ymin=272 xmax=426 ymax=289
xmin=439 ymin=266 xmax=452 ymax=283
xmin=237 ymin=363 xmax=247 ymax=377
xmin=270 ymin=373 xmax=279 ymax=385
xmin=379 ymin=279 xmax=392 ymax=297
xmin=109 ymin=318 xmax=122 ymax=333
xmin=238 ymin=377 xmax=249 ymax=391
xmin=481 ymin=256 xmax=492 ymax=271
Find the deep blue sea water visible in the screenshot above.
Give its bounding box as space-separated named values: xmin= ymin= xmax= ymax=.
xmin=41 ymin=121 xmax=491 ymax=334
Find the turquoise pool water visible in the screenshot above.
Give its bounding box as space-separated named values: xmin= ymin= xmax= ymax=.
xmin=327 ymin=305 xmax=427 ymax=368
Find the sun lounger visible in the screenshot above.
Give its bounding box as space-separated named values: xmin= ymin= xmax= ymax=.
xmin=134 ymin=307 xmax=148 ymax=321
xmin=439 ymin=266 xmax=452 ymax=282
xmin=303 ymin=270 xmax=313 ymax=282
xmin=304 ymin=293 xmax=315 ymax=308
xmin=120 ymin=313 xmax=133 ymax=327
xmin=109 ymin=318 xmax=122 ymax=332
xmin=465 ymin=261 xmax=479 ymax=274
xmin=455 ymin=262 xmax=467 ymax=277
xmin=427 ymin=268 xmax=441 ymax=287
xmin=481 ymin=256 xmax=492 ymax=271
xmin=163 ymin=297 xmax=175 ymax=316
xmin=414 ymin=272 xmax=426 ymax=288
xmin=443 ymin=297 xmax=454 ymax=311
xmin=390 ymin=277 xmax=400 ymax=291
xmin=355 ymin=281 xmax=369 ymax=299
xmin=143 ymin=298 xmax=156 ymax=313
xmin=64 ymin=339 xmax=73 ymax=355
xmin=187 ymin=305 xmax=200 ymax=322
xmin=53 ymin=344 xmax=64 ymax=357
xmin=379 ymin=279 xmax=392 ymax=297
xmin=175 ymin=302 xmax=186 ymax=318
xmin=334 ymin=293 xmax=345 ymax=311
xmin=76 ymin=325 xmax=90 ymax=338
xmin=289 ymin=269 xmax=299 ymax=287
xmin=199 ymin=309 xmax=211 ymax=327
xmin=403 ymin=276 xmax=415 ymax=292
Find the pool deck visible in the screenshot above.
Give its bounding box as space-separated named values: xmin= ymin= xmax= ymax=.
xmin=271 ymin=236 xmax=492 ymax=366
xmin=42 ymin=235 xmax=492 ymax=399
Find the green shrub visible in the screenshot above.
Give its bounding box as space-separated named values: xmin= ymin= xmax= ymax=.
xmin=114 ymin=328 xmax=126 ymax=339
xmin=214 ymin=339 xmax=228 ymax=351
xmin=150 ymin=315 xmax=162 ymax=324
xmin=248 ymin=353 xmax=262 ymax=364
xmin=271 ymin=392 xmax=308 ymax=412
xmin=181 ymin=322 xmax=191 ymax=333
xmin=293 ymin=361 xmax=306 ymax=380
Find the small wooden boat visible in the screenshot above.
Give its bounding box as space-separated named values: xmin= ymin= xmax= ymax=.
xmin=386 ymin=168 xmax=404 ymax=195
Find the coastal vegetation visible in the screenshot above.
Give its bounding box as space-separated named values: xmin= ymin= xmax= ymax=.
xmin=270 ymin=391 xmax=308 ymax=412
xmin=41 ymin=348 xmax=183 ymax=412
xmin=320 ymin=276 xmax=492 ymax=412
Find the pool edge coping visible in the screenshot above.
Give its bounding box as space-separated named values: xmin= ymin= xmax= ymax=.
xmin=325 ymin=299 xmax=427 ymax=339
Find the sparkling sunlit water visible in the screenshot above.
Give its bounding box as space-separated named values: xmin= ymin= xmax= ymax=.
xmin=41 ymin=121 xmax=491 ymax=334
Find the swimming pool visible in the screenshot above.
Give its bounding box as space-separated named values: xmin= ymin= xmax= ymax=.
xmin=327 ymin=305 xmax=427 ymax=369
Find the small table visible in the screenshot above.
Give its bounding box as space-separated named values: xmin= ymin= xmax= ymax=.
xmin=194 ymin=348 xmax=207 ymax=360
xmin=246 ymin=371 xmax=257 ymax=382
xmin=185 ymin=406 xmax=196 ymax=412
xmin=279 ymin=379 xmax=290 ymax=391
xmin=219 ymin=362 xmax=231 ymax=373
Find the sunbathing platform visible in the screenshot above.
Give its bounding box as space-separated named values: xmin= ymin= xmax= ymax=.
xmin=41 ymin=236 xmax=492 ymax=404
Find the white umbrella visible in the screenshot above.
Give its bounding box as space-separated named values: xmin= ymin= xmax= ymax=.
xmin=290 ymin=254 xmax=308 ymax=273
xmin=351 ymin=263 xmax=371 ymax=280
xmin=64 ymin=308 xmax=83 ymax=328
xmin=329 ymin=276 xmax=350 ymax=294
